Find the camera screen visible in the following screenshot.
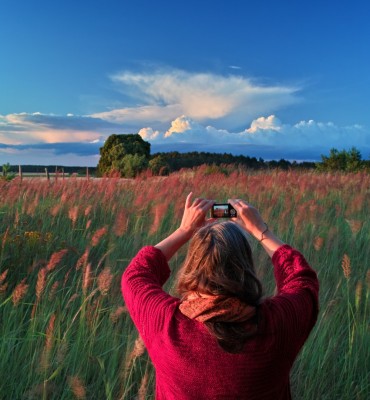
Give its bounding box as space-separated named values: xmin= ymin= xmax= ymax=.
xmin=212 ymin=204 xmax=237 ymax=218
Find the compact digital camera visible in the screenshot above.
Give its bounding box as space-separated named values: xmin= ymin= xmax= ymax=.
xmin=211 ymin=203 xmax=237 ymax=218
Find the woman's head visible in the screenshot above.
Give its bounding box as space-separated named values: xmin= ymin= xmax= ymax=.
xmin=177 ymin=221 xmax=262 ymax=306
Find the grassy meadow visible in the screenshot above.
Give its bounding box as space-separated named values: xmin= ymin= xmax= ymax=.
xmin=0 ymin=166 xmax=369 ymax=399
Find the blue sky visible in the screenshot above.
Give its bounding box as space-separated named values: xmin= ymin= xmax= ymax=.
xmin=1 ymin=0 xmax=369 ymax=166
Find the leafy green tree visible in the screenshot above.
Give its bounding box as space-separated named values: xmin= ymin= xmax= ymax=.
xmin=115 ymin=154 xmax=148 ymax=178
xmin=1 ymin=163 xmax=16 ymax=181
xmin=345 ymin=147 xmax=363 ymax=172
xmin=97 ymin=134 xmax=150 ymax=176
xmin=149 ymin=155 xmax=170 ymax=176
xmin=316 ymin=147 xmax=364 ymax=172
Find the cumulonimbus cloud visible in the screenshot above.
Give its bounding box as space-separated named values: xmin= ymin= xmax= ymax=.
xmin=92 ymin=68 xmax=301 ymax=130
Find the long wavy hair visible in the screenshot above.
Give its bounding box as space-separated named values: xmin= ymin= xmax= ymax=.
xmin=176 ymin=221 xmax=263 ymax=353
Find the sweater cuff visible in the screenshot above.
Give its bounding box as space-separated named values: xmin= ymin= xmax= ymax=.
xmin=271 ymin=244 xmax=294 ymax=265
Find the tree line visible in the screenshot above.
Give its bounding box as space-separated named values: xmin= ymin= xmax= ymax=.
xmin=96 ymin=134 xmax=369 ymax=176
xmin=2 ymin=134 xmax=369 ymax=179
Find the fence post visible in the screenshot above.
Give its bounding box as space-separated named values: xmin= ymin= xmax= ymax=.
xmin=19 ymin=165 xmax=22 ymax=181
xmin=45 ymin=168 xmax=50 ymax=181
xmin=86 ymin=167 xmax=89 ymax=180
xmin=62 ymin=167 xmax=65 ymax=180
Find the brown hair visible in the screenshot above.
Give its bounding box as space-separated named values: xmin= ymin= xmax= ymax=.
xmin=177 ymin=221 xmax=263 ymax=353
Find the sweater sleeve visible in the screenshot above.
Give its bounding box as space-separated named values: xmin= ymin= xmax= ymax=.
xmin=121 ymin=246 xmax=178 ymax=341
xmin=268 ymin=244 xmax=319 ymax=349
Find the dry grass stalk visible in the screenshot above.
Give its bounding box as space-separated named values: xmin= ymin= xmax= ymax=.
xmin=50 ymin=204 xmax=61 ymax=217
xmin=0 ymin=269 xmax=8 ymax=285
xmin=12 ymin=278 xmax=29 ymax=306
xmin=48 ymin=281 xmax=60 ymax=301
xmin=66 ymin=293 xmax=79 ymax=308
xmin=76 ymin=248 xmax=89 ymax=270
xmin=82 ymin=263 xmax=92 ymax=296
xmin=313 ymin=236 xmax=324 ymax=251
xmin=355 ymin=281 xmax=362 ymax=311
xmin=36 ymin=267 xmax=48 ymax=301
xmin=46 ymin=249 xmax=68 ymax=271
xmin=56 ymin=340 xmax=69 ymax=364
xmin=110 ymin=306 xmax=128 ymax=324
xmin=14 ymin=210 xmax=19 ymax=228
xmin=40 ymin=313 xmax=56 ymax=372
xmin=84 ymin=204 xmax=93 ymax=216
xmin=91 ymin=226 xmax=108 ymax=247
xmin=342 ymin=254 xmax=351 ymax=280
xmin=45 ymin=313 xmax=56 ymax=351
xmin=68 ymin=205 xmax=79 ymax=226
xmin=97 ymin=267 xmax=113 ymax=296
xmin=125 ymin=336 xmax=146 ymax=372
xmin=138 ymin=371 xmax=149 ymax=400
xmin=113 ymin=210 xmax=128 ymax=236
xmin=1 ymin=227 xmax=9 ymax=250
xmin=150 ymin=203 xmax=167 ymax=235
xmin=68 ymin=375 xmax=86 ymax=400
xmin=346 ymin=219 xmax=363 ymax=235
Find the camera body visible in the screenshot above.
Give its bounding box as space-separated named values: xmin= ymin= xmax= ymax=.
xmin=211 ymin=203 xmax=237 ymax=218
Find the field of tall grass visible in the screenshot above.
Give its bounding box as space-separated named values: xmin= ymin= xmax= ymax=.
xmin=0 ymin=167 xmax=369 ymax=399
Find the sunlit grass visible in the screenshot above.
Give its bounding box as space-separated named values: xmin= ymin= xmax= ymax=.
xmin=0 ymin=168 xmax=369 ymax=399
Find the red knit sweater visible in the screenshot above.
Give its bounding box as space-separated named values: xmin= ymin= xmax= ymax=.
xmin=121 ymin=245 xmax=319 ymax=400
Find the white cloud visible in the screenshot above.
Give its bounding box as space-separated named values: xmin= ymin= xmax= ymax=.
xmin=0 ymin=112 xmax=121 ymax=145
xmin=247 ymin=115 xmax=282 ymax=133
xmin=94 ymin=68 xmax=300 ymax=130
xmin=138 ymin=127 xmax=160 ymax=140
xmin=143 ymin=115 xmax=370 ymax=160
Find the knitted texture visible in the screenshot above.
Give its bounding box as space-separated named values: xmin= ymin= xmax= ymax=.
xmin=122 ymin=245 xmax=319 ymax=400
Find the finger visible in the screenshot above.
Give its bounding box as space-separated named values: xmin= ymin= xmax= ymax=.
xmin=229 ymin=199 xmax=241 ymax=208
xmin=198 ymin=199 xmax=214 ymax=211
xmin=185 ymin=192 xmax=193 ymax=208
xmin=193 ymin=197 xmax=204 ymax=206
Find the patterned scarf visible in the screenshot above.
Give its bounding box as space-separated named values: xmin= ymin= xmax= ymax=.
xmin=179 ymin=294 xmax=256 ymax=323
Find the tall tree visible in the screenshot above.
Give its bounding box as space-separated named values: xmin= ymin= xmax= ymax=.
xmin=97 ymin=134 xmax=150 ymax=176
xmin=317 ymin=147 xmax=364 ymax=172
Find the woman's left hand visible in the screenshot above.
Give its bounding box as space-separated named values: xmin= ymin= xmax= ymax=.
xmin=179 ymin=192 xmax=215 ymax=237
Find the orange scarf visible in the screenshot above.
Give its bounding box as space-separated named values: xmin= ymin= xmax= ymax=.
xmin=179 ymin=294 xmax=256 ymax=323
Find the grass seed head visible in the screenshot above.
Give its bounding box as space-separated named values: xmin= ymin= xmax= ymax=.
xmin=48 ymin=281 xmax=60 ymax=301
xmin=46 ymin=249 xmax=68 ymax=271
xmin=82 ymin=263 xmax=92 ymax=295
xmin=97 ymin=267 xmax=113 ymax=296
xmin=36 ymin=267 xmax=48 ymax=301
xmin=12 ymin=278 xmax=29 ymax=306
xmin=76 ymin=248 xmax=89 ymax=270
xmin=313 ymin=236 xmax=324 ymax=251
xmin=91 ymin=226 xmax=108 ymax=247
xmin=68 ymin=205 xmax=79 ymax=225
xmin=0 ymin=269 xmax=8 ymax=285
xmin=110 ymin=306 xmax=128 ymax=323
xmin=138 ymin=371 xmax=149 ymax=400
xmin=68 ymin=375 xmax=86 ymax=400
xmin=113 ymin=209 xmax=128 ymax=237
xmin=342 ymin=254 xmax=351 ymax=280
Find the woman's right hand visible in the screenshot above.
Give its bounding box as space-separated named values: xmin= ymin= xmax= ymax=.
xmin=228 ymin=199 xmax=267 ymax=240
xmin=229 ymin=199 xmax=285 ymax=257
